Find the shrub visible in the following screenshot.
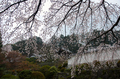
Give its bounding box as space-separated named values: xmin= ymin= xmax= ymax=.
xmin=80 ymin=63 xmax=90 ymax=70
xmin=105 ymin=61 xmax=114 ymax=68
xmin=60 ymin=67 xmax=65 ymax=72
xmin=18 ymin=70 xmax=32 ymax=79
xmin=31 ymin=71 xmax=45 ymax=79
xmin=49 ymin=66 xmax=58 ymax=73
xmin=58 ymin=77 xmax=64 ymax=79
xmin=1 ymin=74 xmax=19 ymax=79
xmin=75 ymin=70 xmax=92 ymax=79
xmin=65 ymin=68 xmax=71 ymax=72
xmin=0 ymin=67 xmax=5 ymax=78
xmin=100 ymin=68 xmax=120 ymax=79
xmin=26 ymin=57 xmax=37 ymax=63
xmin=62 ymin=61 xmax=68 ymax=67
xmin=58 ymin=65 xmax=62 ymax=69
xmin=58 ymin=65 xmax=66 ymax=72
xmin=117 ymin=60 xmax=120 ymax=67
xmin=93 ymin=60 xmax=101 ymax=68
xmin=39 ymin=65 xmax=50 ymax=76
xmin=66 ymin=75 xmax=71 ymax=79
xmin=46 ymin=66 xmax=58 ymax=79
xmin=75 ymin=63 xmax=91 ymax=75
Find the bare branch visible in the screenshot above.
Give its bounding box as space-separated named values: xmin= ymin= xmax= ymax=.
xmin=80 ymin=16 xmax=120 ymax=53
xmin=0 ymin=0 xmax=27 ymax=14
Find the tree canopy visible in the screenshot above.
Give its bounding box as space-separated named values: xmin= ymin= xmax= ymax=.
xmin=12 ymin=36 xmax=43 ymax=57
xmin=50 ymin=33 xmax=82 ymax=53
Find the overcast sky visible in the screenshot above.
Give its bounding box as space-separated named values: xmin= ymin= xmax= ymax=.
xmin=92 ymin=0 xmax=120 ymax=5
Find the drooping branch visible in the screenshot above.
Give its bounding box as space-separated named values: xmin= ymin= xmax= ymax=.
xmin=26 ymin=0 xmax=41 ymax=23
xmin=0 ymin=0 xmax=27 ymax=14
xmin=47 ymin=0 xmax=120 ymax=48
xmin=80 ymin=16 xmax=120 ymax=53
xmin=0 ymin=0 xmax=42 ymax=38
xmin=25 ymin=0 xmax=41 ymax=32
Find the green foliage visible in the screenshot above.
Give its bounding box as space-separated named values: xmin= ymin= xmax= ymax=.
xmin=18 ymin=70 xmax=32 ymax=79
xmin=75 ymin=63 xmax=91 ymax=76
xmin=39 ymin=65 xmax=50 ymax=77
xmin=117 ymin=60 xmax=120 ymax=67
xmin=49 ymin=66 xmax=58 ymax=74
xmin=0 ymin=53 xmax=6 ymax=78
xmin=60 ymin=67 xmax=65 ymax=72
xmin=58 ymin=77 xmax=64 ymax=79
xmin=46 ymin=66 xmax=58 ymax=79
xmin=51 ymin=34 xmax=82 ymax=53
xmin=105 ymin=61 xmax=114 ymax=68
xmin=0 ymin=53 xmax=5 ymax=63
xmin=98 ymin=67 xmax=120 ymax=79
xmin=58 ymin=65 xmax=62 ymax=70
xmin=73 ymin=62 xmax=120 ymax=79
xmin=0 ymin=67 xmax=5 ymax=78
xmin=12 ymin=36 xmax=43 ymax=57
xmin=80 ymin=63 xmax=90 ymax=70
xmin=26 ymin=57 xmax=37 ymax=63
xmin=0 ymin=32 xmax=2 ymax=52
xmin=74 ymin=67 xmax=120 ymax=79
xmin=75 ymin=70 xmax=92 ymax=79
xmin=65 ymin=68 xmax=71 ymax=73
xmin=62 ymin=61 xmax=68 ymax=67
xmin=87 ymin=29 xmax=101 ymax=47
xmin=1 ymin=74 xmax=19 ymax=79
xmin=31 ymin=71 xmax=45 ymax=79
xmin=93 ymin=60 xmax=101 ymax=68
xmin=59 ymin=34 xmax=81 ymax=53
xmin=86 ymin=29 xmax=120 ymax=47
xmin=58 ymin=61 xmax=68 ymax=72
xmin=66 ymin=75 xmax=71 ymax=79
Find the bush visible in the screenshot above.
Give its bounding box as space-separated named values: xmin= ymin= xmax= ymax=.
xmin=75 ymin=63 xmax=91 ymax=76
xmin=58 ymin=65 xmax=66 ymax=72
xmin=66 ymin=75 xmax=71 ymax=79
xmin=26 ymin=57 xmax=37 ymax=63
xmin=58 ymin=61 xmax=68 ymax=72
xmin=60 ymin=67 xmax=65 ymax=72
xmin=93 ymin=60 xmax=101 ymax=68
xmin=100 ymin=68 xmax=120 ymax=79
xmin=39 ymin=65 xmax=50 ymax=76
xmin=58 ymin=65 xmax=62 ymax=69
xmin=105 ymin=61 xmax=113 ymax=68
xmin=1 ymin=74 xmax=19 ymax=79
xmin=31 ymin=71 xmax=45 ymax=79
xmin=75 ymin=70 xmax=92 ymax=79
xmin=58 ymin=77 xmax=64 ymax=79
xmin=18 ymin=70 xmax=32 ymax=79
xmin=0 ymin=67 xmax=5 ymax=78
xmin=49 ymin=66 xmax=58 ymax=73
xmin=62 ymin=61 xmax=68 ymax=67
xmin=46 ymin=66 xmax=58 ymax=79
xmin=117 ymin=60 xmax=120 ymax=67
xmin=80 ymin=63 xmax=90 ymax=70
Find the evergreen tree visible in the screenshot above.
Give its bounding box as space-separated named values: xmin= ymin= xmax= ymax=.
xmin=0 ymin=31 xmax=2 ymax=52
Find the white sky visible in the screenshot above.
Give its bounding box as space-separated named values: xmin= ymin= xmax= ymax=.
xmin=106 ymin=0 xmax=120 ymax=4
xmin=92 ymin=0 xmax=120 ymax=5
xmin=42 ymin=0 xmax=120 ymax=13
